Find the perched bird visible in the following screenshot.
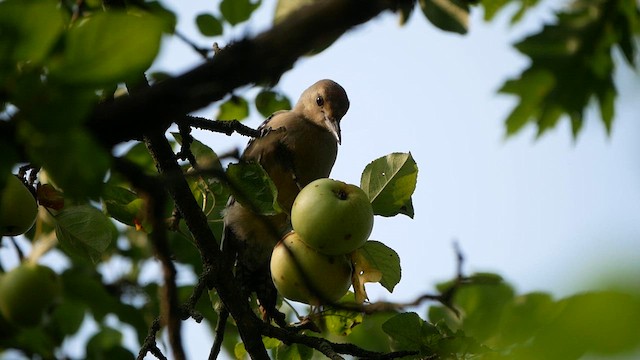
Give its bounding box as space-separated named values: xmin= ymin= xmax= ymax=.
xmin=222 ymin=79 xmax=350 ymax=323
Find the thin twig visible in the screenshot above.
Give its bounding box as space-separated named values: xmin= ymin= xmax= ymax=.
xmin=137 ymin=318 xmax=167 ymax=360
xmin=209 ymin=307 xmax=229 ymax=360
xmin=175 ymin=31 xmax=212 ymax=59
xmin=259 ymin=322 xmax=417 ymax=360
xmin=180 ymin=116 xmax=262 ymax=138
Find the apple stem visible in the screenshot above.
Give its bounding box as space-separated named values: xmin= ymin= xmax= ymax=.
xmin=336 ymin=190 xmax=348 ymax=200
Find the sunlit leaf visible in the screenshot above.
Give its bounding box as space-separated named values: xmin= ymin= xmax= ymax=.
xmin=321 ymin=293 xmax=363 ymax=336
xmin=361 ymin=152 xmax=417 ymax=218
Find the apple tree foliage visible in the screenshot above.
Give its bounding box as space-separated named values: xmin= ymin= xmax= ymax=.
xmin=1 ymin=0 xmax=639 ymax=359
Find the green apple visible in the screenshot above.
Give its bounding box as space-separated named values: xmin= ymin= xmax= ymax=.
xmin=270 ymin=231 xmax=352 ymax=305
xmin=0 ymin=175 xmax=38 ymax=236
xmin=0 ymin=263 xmax=61 ymax=327
xmin=291 ymin=178 xmax=373 ymax=255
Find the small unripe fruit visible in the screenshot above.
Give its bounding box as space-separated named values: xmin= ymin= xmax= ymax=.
xmin=291 ymin=178 xmax=373 ymax=255
xmin=271 ymin=232 xmax=352 ymax=305
xmin=0 ymin=175 xmax=38 ymax=236
xmin=0 ymin=263 xmax=61 ymax=327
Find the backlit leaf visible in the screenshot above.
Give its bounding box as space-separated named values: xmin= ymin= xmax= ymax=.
xmin=55 ymin=205 xmax=117 ymax=262
xmin=217 ymin=95 xmax=250 ymax=121
xmin=49 ymin=11 xmax=164 ymax=86
xmin=226 ymin=162 xmax=281 ymax=215
xmin=419 ymin=0 xmax=469 ymax=34
xmin=255 ymin=90 xmax=291 ymax=118
xmin=220 ymin=0 xmax=261 ymax=26
xmin=361 ymin=152 xmax=417 ymax=218
xmin=355 ymin=241 xmax=401 ymax=293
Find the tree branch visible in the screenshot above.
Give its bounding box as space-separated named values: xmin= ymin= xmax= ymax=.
xmin=259 ymin=322 xmax=417 ymax=360
xmin=142 ymin=129 xmax=269 ymax=359
xmin=113 ymin=158 xmax=185 ymax=360
xmin=87 ymin=0 xmax=412 ymax=147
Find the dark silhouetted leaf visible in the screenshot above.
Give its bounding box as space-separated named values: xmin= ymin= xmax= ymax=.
xmin=419 ymin=0 xmax=469 ymax=34
xmin=196 ymin=13 xmax=223 ymax=36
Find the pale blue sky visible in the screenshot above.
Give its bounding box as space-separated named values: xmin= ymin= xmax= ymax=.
xmin=149 ymin=1 xmax=640 ymax=357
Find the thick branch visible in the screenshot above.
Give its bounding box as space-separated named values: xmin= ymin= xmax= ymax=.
xmin=87 ymin=0 xmax=409 ymax=147
xmin=142 ymin=130 xmax=269 ymax=359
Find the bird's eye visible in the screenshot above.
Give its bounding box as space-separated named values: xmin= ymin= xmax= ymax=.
xmin=316 ymin=96 xmax=324 ymax=106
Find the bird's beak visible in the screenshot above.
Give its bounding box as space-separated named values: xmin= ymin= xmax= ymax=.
xmin=324 ymin=116 xmax=342 ymax=145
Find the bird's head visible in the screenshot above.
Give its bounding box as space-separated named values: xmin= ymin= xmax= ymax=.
xmin=295 ymin=79 xmax=350 ymax=144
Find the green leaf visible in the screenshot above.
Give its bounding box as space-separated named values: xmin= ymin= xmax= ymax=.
xmin=596 ymin=85 xmax=615 ymax=135
xmin=226 ymin=162 xmax=281 ymax=215
xmin=361 ymin=152 xmax=418 ymax=218
xmin=255 ymin=90 xmax=292 ymax=118
xmin=55 ymin=205 xmax=117 ymax=262
xmin=452 ymin=277 xmax=515 ymax=344
xmin=24 ymin=128 xmax=110 ymax=198
xmin=196 ymin=13 xmax=223 ymax=37
xmin=498 ymin=0 xmax=636 ymax=138
xmin=532 ymin=291 xmax=640 ymax=359
xmin=398 ymin=1 xmax=416 ymax=25
xmin=480 ymin=0 xmax=511 ymax=21
xmin=382 ymin=312 xmax=438 ymax=352
xmin=220 ymin=0 xmax=261 ymax=26
xmin=48 ymin=11 xmax=164 ymax=86
xmin=86 ymin=327 xmax=125 ymax=358
xmin=322 ymin=293 xmax=363 ymax=336
xmin=61 ymin=266 xmax=117 ymax=321
xmin=0 ymin=1 xmax=66 ymax=66
xmin=500 ymin=70 xmax=555 ymax=136
xmin=276 ymin=342 xmax=313 ymax=360
xmin=13 ymin=82 xmax=98 ymax=132
xmin=101 ymin=185 xmax=142 ymax=227
xmin=49 ymin=300 xmax=87 ymax=336
xmin=346 ymin=311 xmax=397 ymax=353
xmin=357 ymin=241 xmax=401 ymax=293
xmin=497 ymin=292 xmax=557 ymax=346
xmin=419 ymin=0 xmax=469 ymax=34
xmin=123 ymin=142 xmax=158 ymax=175
xmin=217 ymin=95 xmax=250 ymax=121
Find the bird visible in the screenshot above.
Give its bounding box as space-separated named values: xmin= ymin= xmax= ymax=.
xmin=221 ymin=79 xmax=350 ymax=324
